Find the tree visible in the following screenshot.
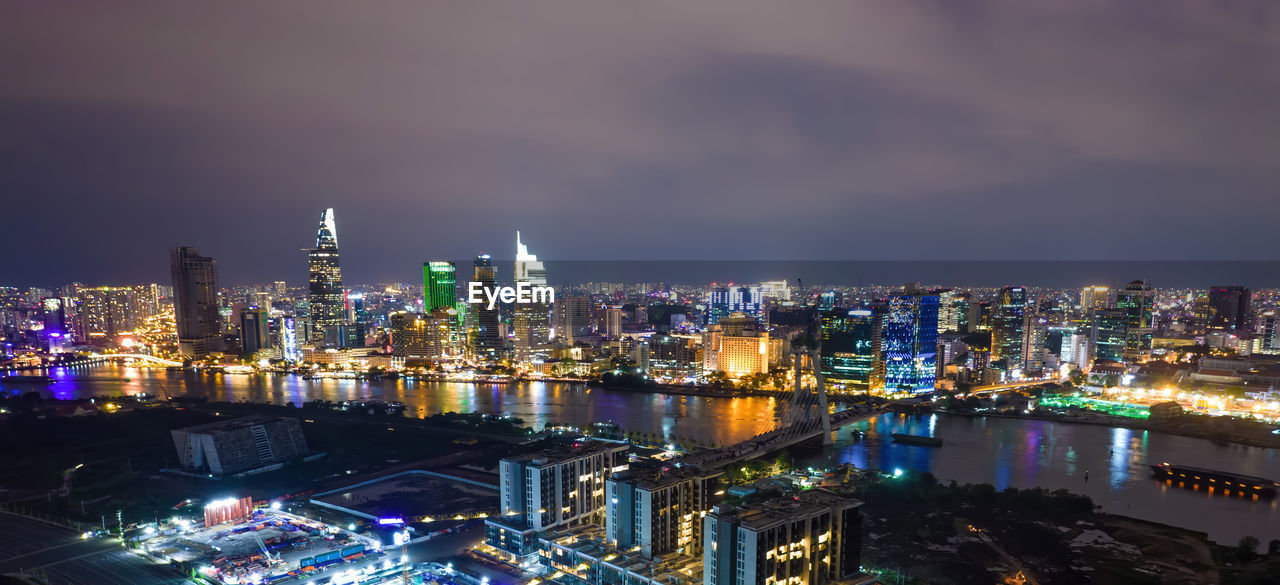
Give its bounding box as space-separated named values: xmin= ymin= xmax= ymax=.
xmin=1237 ymin=535 xmax=1260 ymax=562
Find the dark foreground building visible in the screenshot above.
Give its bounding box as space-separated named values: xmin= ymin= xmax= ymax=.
xmin=171 ymin=415 xmax=309 ymax=476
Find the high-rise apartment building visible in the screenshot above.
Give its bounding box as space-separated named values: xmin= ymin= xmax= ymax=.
xmin=307 ymin=208 xmax=345 ymax=345
xmin=606 ymin=305 xmax=624 ymax=339
xmin=606 ymin=466 xmax=722 ymax=559
xmin=703 ymin=490 xmax=863 ymax=585
xmin=170 ymin=246 xmax=222 ymax=357
xmin=554 ymin=294 xmax=592 ymax=344
xmin=486 ymin=441 xmax=629 ymax=561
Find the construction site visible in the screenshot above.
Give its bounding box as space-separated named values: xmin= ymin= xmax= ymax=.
xmin=140 ymin=499 xmax=410 ymax=585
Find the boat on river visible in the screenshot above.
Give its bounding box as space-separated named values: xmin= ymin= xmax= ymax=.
xmin=1150 ymin=462 xmax=1278 ymax=497
xmin=0 ymin=375 xmax=56 ymax=384
xmin=892 ymin=433 xmax=943 ymax=447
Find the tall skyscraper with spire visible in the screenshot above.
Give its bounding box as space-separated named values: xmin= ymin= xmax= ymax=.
xmin=307 ymin=208 xmax=345 ymax=345
xmin=170 ymin=246 xmax=222 ymax=357
xmin=513 ymin=231 xmax=551 ymax=362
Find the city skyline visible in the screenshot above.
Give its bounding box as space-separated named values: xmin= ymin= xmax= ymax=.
xmin=5 ymin=2 xmax=1280 ymax=285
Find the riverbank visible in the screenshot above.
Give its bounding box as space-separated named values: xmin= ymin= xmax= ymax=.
xmin=859 ymin=471 xmax=1278 ymax=584
xmin=942 ymin=407 xmax=1280 ymax=450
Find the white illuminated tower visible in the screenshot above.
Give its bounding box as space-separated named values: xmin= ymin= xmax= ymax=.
xmin=513 ymin=231 xmax=551 ymax=362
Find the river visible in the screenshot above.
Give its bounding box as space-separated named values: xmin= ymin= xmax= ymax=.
xmin=6 ymin=363 xmax=1278 ymax=544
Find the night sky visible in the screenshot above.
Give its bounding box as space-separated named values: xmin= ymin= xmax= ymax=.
xmin=3 ymin=2 xmax=1280 ymax=287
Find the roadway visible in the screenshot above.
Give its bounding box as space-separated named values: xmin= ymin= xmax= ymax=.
xmin=0 ymin=513 xmax=195 ymax=585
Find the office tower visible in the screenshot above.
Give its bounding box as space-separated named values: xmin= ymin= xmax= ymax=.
xmin=341 ymin=291 xmax=367 ymax=348
xmin=1091 ymin=308 xmax=1127 ymax=362
xmin=170 ymin=247 xmax=222 ymax=357
xmin=472 ymin=254 xmax=504 ymax=360
xmin=1208 ymin=285 xmax=1251 ymax=332
xmin=485 ymin=442 xmax=630 ymax=559
xmin=703 ymin=490 xmax=863 ymax=585
xmin=307 ymin=208 xmax=345 ymax=345
xmin=882 ymin=291 xmax=939 ymax=393
xmin=992 ymin=286 xmax=1028 ymax=371
xmin=274 ymin=280 xmax=287 ymax=296
xmin=281 ymin=316 xmax=300 ymax=363
xmin=819 ymin=307 xmax=881 ymax=390
xmin=606 ymin=466 xmax=722 ymax=559
xmin=1116 ymin=280 xmax=1154 ymax=360
xmin=423 ymin=261 xmax=457 ymax=312
xmin=238 ymin=307 xmax=270 ymax=354
xmin=513 ymin=232 xmax=551 ymax=362
xmin=1081 ymin=286 xmax=1110 ymax=313
xmin=706 ymin=285 xmax=763 ymax=325
xmin=759 ymin=280 xmax=791 ymax=302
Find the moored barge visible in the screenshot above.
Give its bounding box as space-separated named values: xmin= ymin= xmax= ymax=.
xmin=1150 ymin=462 xmax=1278 ymax=497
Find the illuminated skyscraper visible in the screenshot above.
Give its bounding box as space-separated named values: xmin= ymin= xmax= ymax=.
xmin=992 ymin=286 xmax=1028 ymax=371
xmin=1116 ymin=280 xmax=1154 ymax=360
xmin=881 ymin=291 xmax=939 ymax=393
xmin=1207 ymin=285 xmax=1251 ymax=332
xmin=423 ymin=261 xmax=457 ymax=312
xmin=819 ymin=307 xmax=881 ymax=390
xmin=238 ymin=307 xmax=269 ymax=354
xmin=513 ymin=232 xmax=551 ymax=361
xmin=170 ymin=246 xmax=222 ymax=357
xmin=307 ymin=208 xmax=344 ymax=345
xmin=472 ymin=254 xmax=503 ymax=360
xmin=1091 ymin=308 xmax=1127 ymax=362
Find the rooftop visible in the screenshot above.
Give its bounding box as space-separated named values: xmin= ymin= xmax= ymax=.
xmin=175 ymin=415 xmax=298 ymax=434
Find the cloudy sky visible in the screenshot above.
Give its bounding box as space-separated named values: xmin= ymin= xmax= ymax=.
xmin=3 ymin=2 xmax=1279 ymax=286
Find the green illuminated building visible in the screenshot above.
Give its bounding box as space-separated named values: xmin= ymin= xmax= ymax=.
xmin=423 ymin=261 xmax=457 ymax=312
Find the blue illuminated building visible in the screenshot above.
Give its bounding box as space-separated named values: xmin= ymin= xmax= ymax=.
xmin=882 ymin=292 xmax=939 ymax=393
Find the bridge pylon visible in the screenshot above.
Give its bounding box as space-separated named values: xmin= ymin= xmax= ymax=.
xmin=789 ymin=344 xmax=833 ymax=446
